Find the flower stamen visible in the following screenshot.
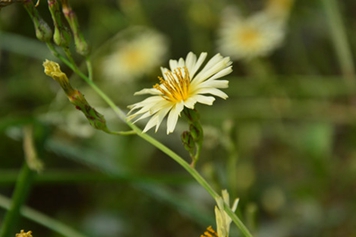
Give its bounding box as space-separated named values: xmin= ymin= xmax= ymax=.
xmin=154 ymin=67 xmax=190 ymax=103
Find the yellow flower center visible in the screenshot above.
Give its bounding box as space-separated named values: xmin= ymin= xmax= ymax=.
xmin=121 ymin=47 xmax=146 ymax=70
xmin=237 ymin=27 xmax=260 ymax=49
xmin=154 ymin=67 xmax=191 ymax=103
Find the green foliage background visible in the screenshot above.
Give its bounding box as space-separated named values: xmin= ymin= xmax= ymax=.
xmin=1 ymin=0 xmax=356 ymax=236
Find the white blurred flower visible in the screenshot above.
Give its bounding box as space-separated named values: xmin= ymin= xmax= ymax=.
xmin=214 ymin=190 xmax=239 ymax=237
xmin=101 ymin=27 xmax=168 ymax=82
xmin=127 ymin=52 xmax=232 ymax=134
xmin=217 ymin=8 xmax=286 ymax=60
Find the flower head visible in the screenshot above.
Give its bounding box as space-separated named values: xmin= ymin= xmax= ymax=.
xmin=101 ymin=27 xmax=168 ymax=82
xmin=217 ymin=8 xmax=286 ymax=60
xmin=128 ymin=52 xmax=232 ymax=134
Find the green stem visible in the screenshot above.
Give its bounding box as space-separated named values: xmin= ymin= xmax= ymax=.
xmin=224 ymin=204 xmax=253 ymax=237
xmin=0 ymin=162 xmax=35 ymax=237
xmin=0 ymin=194 xmax=86 ymax=237
xmin=107 ymin=130 xmax=136 ymax=136
xmin=85 ymin=57 xmax=93 ymax=81
xmin=192 ymin=141 xmax=202 ymax=167
xmin=322 ymin=0 xmax=355 ymax=84
xmin=135 ymin=128 xmax=219 ymax=198
xmin=52 ymin=51 xmax=253 ymax=236
xmin=63 ymin=47 xmax=78 ymax=70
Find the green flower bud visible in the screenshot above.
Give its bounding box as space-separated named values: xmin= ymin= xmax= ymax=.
xmin=61 ymin=0 xmax=90 ymax=56
xmin=23 ymin=1 xmax=53 ymax=42
xmin=190 ymin=123 xmax=203 ymax=142
xmin=183 ymin=108 xmax=200 ymax=123
xmin=48 ymin=0 xmax=71 ymax=47
xmin=181 ymin=131 xmax=195 ymax=153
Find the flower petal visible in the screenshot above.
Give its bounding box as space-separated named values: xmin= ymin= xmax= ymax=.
xmin=190 ymin=95 xmax=216 ymax=105
xmin=143 ymin=105 xmax=171 ymax=133
xmin=166 ymin=102 xmax=184 ymax=134
xmin=188 ymin=52 xmax=208 ymax=79
xmin=185 ymin=52 xmax=197 ymax=74
xmin=134 ymin=88 xmax=161 ymax=96
xmin=195 ymin=88 xmax=229 ymax=99
xmin=204 ymin=66 xmax=233 ymax=82
xmin=193 ymin=55 xmax=232 ymax=83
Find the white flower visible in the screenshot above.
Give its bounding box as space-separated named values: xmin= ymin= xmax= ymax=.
xmin=214 ymin=190 xmax=239 ymax=237
xmin=101 ymin=27 xmax=168 ymax=82
xmin=127 ymin=52 xmax=232 ymax=134
xmin=217 ymin=8 xmax=286 ymax=60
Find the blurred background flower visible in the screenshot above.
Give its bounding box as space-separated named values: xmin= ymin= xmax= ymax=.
xmin=216 ymin=7 xmax=286 ymax=60
xmin=99 ymin=26 xmax=169 ymax=84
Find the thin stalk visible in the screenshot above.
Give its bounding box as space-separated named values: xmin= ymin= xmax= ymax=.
xmin=50 ymin=48 xmax=253 ymax=236
xmin=322 ymin=0 xmax=355 ymax=84
xmin=85 ymin=57 xmax=93 ymax=81
xmin=192 ymin=141 xmax=202 ymax=167
xmin=107 ymin=130 xmax=136 ymax=135
xmin=224 ymin=204 xmax=253 ymax=237
xmin=0 ymin=163 xmax=35 ymax=237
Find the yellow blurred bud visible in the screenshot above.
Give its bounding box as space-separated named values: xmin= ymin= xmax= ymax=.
xmin=16 ymin=230 xmax=33 ymax=237
xmin=43 ymin=59 xmax=75 ymax=96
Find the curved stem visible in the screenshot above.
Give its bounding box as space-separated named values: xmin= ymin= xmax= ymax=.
xmin=224 ymin=204 xmax=253 ymax=237
xmin=85 ymin=57 xmax=93 ymax=81
xmin=107 ymin=130 xmax=136 ymax=136
xmin=52 ymin=53 xmax=252 ymax=236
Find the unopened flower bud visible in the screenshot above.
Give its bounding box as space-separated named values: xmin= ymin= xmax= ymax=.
xmin=23 ymin=1 xmax=52 ymax=42
xmin=48 ymin=0 xmax=71 ymax=47
xmin=181 ymin=131 xmax=195 ymax=153
xmin=61 ymin=0 xmax=90 ymax=56
xmin=189 ymin=123 xmax=203 ymax=142
xmin=184 ymin=108 xmax=200 ymax=123
xmin=43 ymin=59 xmax=76 ymax=96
